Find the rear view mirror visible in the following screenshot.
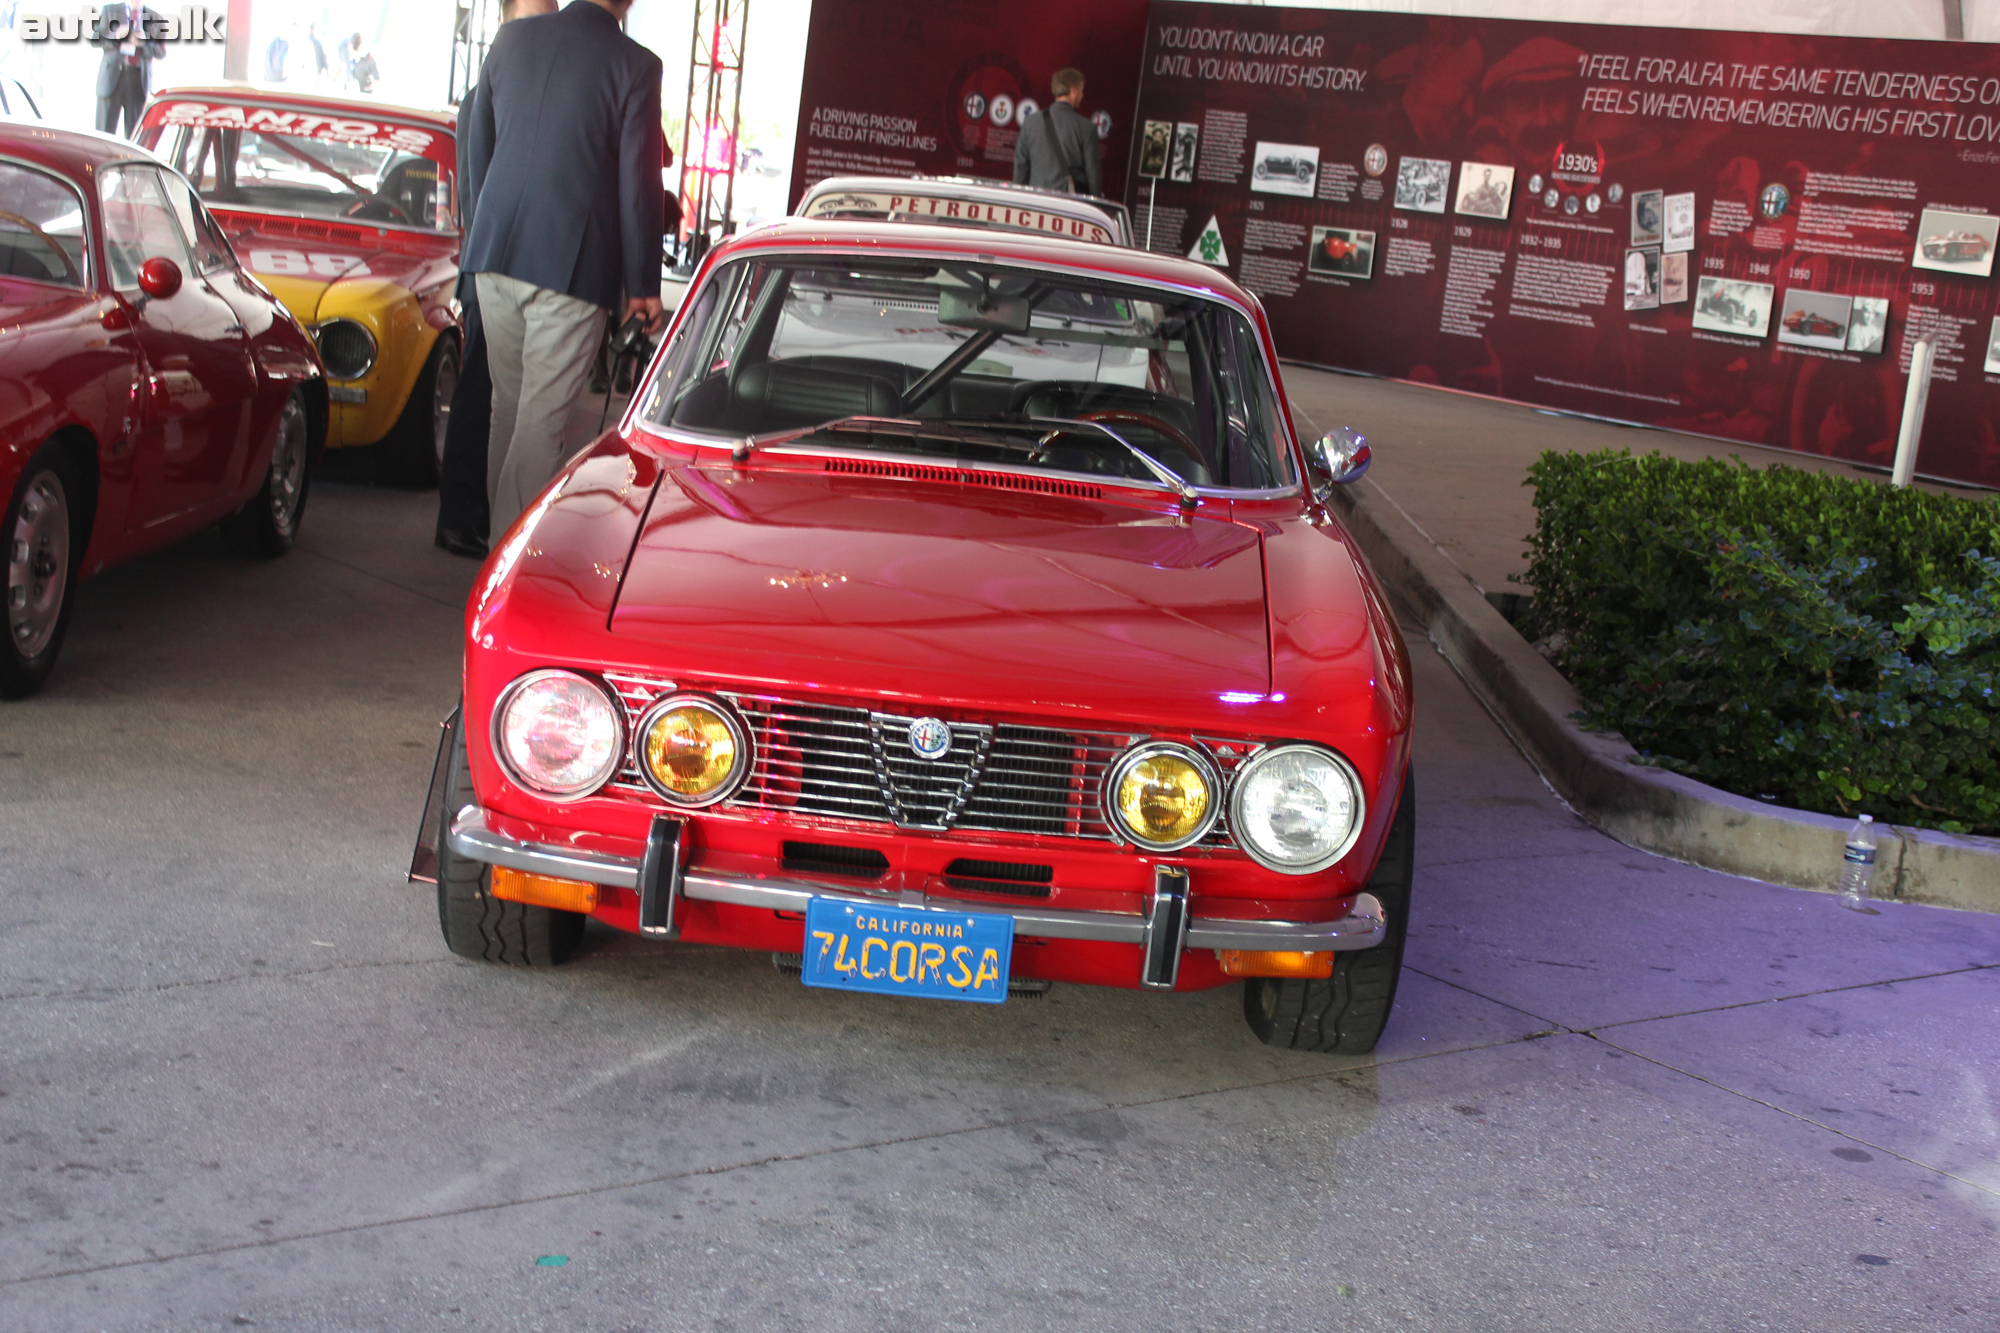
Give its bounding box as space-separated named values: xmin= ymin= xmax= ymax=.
xmin=938 ymin=287 xmax=1030 ymax=335
xmin=1307 ymin=427 xmax=1370 ymax=499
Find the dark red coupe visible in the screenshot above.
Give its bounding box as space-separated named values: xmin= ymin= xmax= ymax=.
xmin=2 ymin=123 xmax=325 ymax=698
xmin=426 ymin=219 xmax=1414 ymax=1052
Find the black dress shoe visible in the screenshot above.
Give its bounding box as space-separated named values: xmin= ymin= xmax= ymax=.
xmin=435 ymin=527 xmax=488 ymax=559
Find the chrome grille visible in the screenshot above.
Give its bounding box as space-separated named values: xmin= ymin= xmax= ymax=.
xmin=961 ymin=724 xmax=1124 ymax=838
xmin=603 ymin=673 xmax=1233 ymax=846
xmin=866 ymin=712 xmax=993 ymax=829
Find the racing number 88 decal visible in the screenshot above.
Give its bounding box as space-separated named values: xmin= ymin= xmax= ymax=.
xmin=248 ymin=249 xmax=366 ymax=278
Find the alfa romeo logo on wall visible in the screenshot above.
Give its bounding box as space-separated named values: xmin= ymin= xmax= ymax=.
xmin=908 ymin=718 xmax=954 ymax=760
xmin=1363 ymin=144 xmax=1387 ymax=176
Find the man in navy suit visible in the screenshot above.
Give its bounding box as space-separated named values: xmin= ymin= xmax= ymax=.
xmin=434 ymin=0 xmax=558 ymax=559
xmin=460 ymin=0 xmax=665 ymax=537
xmin=93 ymin=3 xmax=166 ymax=139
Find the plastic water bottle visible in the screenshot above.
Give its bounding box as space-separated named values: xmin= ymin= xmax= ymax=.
xmin=1838 ymin=814 xmax=1877 ymax=911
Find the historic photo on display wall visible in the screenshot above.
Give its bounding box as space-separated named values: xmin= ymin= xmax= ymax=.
xmin=1454 ymin=163 xmax=1514 ymax=219
xmin=1692 ymin=277 xmax=1774 ymax=337
xmin=1394 ymin=156 xmax=1451 ymax=213
xmin=1138 ymin=120 xmax=1171 ymax=179
xmin=1624 ymin=249 xmax=1660 ymax=311
xmin=1661 ymin=251 xmax=1689 ymax=303
xmin=1168 ymin=123 xmax=1198 ymax=183
xmin=1251 ymin=142 xmax=1319 ymax=197
xmin=1847 ymin=296 xmax=1888 ymax=354
xmin=1631 ymin=189 xmax=1664 ymax=247
xmin=1308 ymin=226 xmax=1375 ymax=279
xmin=1776 ymin=289 xmax=1854 ymax=351
xmin=1912 ymin=208 xmax=1999 ymax=277
xmin=1663 ymin=192 xmax=1695 ymax=253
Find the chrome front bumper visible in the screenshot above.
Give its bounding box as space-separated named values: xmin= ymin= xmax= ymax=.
xmin=448 ymin=807 xmax=1386 ymax=984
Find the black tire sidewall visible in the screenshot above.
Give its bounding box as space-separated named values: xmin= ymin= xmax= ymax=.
xmin=379 ymin=333 xmax=456 ymax=488
xmin=0 ymin=441 xmax=84 ymax=699
xmin=222 ymin=386 xmax=312 ymax=558
xmin=435 ymin=709 xmax=586 ymax=966
xmin=1244 ymin=765 xmax=1415 ymax=1053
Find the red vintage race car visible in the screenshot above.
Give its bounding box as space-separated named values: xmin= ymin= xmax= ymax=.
xmin=1782 ymin=308 xmax=1844 ymax=339
xmin=1920 ymin=231 xmax=1990 ymax=264
xmin=425 ymin=219 xmax=1415 ymax=1052
xmin=1 ymin=122 xmax=325 ymax=698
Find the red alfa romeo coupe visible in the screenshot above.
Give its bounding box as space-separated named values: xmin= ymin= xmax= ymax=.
xmin=425 ymin=219 xmax=1414 ymax=1052
xmin=2 ymin=123 xmax=325 ymax=698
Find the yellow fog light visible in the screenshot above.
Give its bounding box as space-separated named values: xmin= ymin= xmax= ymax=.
xmin=635 ymin=693 xmax=751 ymax=806
xmin=490 ymin=865 xmax=598 ymax=914
xmin=1218 ymin=949 xmax=1334 ymax=979
xmin=1105 ymin=742 xmax=1219 ymax=851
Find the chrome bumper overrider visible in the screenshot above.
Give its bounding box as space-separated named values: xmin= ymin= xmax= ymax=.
xmin=447 ymin=807 xmax=1387 ymax=966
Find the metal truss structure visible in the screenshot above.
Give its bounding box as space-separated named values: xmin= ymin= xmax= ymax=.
xmin=446 ymin=0 xmax=501 ymax=108
xmin=677 ymin=0 xmax=749 ymax=267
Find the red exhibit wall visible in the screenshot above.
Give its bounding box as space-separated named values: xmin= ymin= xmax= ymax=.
xmin=789 ymin=0 xmax=1149 ymax=208
xmin=1129 ymin=3 xmax=2000 ymax=489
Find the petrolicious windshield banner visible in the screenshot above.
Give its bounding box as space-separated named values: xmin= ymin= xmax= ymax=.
xmin=789 ymin=0 xmax=1148 ymax=209
xmin=1129 ymin=3 xmax=2000 ymax=487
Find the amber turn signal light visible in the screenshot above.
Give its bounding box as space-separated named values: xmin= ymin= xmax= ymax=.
xmin=1218 ymin=949 xmax=1334 ymax=979
xmin=490 ymin=865 xmax=598 ymax=914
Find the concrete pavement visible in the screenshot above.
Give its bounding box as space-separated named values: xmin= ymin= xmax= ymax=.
xmin=0 ymin=465 xmax=1995 ymax=1330
xmin=1279 ymin=365 xmax=1991 ymax=604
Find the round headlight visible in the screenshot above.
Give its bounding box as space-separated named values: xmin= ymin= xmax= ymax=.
xmin=492 ymin=669 xmax=624 ymax=799
xmin=1105 ymin=742 xmax=1219 ymax=851
xmin=1228 ymin=744 xmax=1365 ymax=874
xmin=314 ymin=318 xmax=377 ymax=380
xmin=635 ymin=693 xmax=751 ymax=806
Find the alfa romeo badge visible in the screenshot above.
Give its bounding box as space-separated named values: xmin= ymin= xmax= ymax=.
xmin=908 ymin=717 xmax=954 ymax=760
xmin=1363 ymin=144 xmax=1387 ymax=176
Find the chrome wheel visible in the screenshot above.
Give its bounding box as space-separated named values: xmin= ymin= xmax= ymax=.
xmin=267 ymin=393 xmax=310 ymax=534
xmin=431 ymin=341 xmax=458 ymax=471
xmin=6 ymin=469 xmax=69 ymax=660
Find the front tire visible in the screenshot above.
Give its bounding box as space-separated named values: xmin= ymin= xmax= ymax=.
xmin=1244 ymin=767 xmax=1415 ymax=1055
xmin=377 ymin=334 xmax=458 ymax=488
xmin=221 ymin=388 xmax=315 ymax=558
xmin=1 ymin=443 xmax=82 ymax=699
xmin=435 ymin=710 xmax=586 ymax=966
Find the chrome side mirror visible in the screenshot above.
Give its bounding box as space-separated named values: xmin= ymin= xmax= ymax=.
xmin=1307 ymin=427 xmax=1370 ymax=499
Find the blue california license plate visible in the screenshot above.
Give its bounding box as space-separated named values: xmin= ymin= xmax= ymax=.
xmin=801 ymin=897 xmax=1014 ymax=1004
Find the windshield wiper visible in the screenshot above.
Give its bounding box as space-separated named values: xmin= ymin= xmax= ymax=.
xmin=727 ymin=415 xmax=1199 ymax=508
xmin=1028 ymin=417 xmax=1200 ymax=507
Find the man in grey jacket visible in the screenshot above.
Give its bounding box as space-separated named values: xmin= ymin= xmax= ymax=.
xmin=1012 ymin=68 xmax=1102 ymax=197
xmin=92 ymin=3 xmax=165 ymax=138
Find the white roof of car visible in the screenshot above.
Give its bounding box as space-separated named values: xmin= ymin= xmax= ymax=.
xmin=796 ymin=175 xmax=1132 ymax=246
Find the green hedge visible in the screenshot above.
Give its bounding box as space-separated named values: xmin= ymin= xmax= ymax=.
xmin=1521 ymin=450 xmax=2000 ymax=835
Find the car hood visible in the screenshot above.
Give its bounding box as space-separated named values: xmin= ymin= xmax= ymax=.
xmin=609 ymin=463 xmax=1271 ymax=706
xmin=215 ymin=213 xmax=453 ymax=323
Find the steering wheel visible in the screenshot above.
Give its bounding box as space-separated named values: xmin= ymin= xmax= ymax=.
xmin=344 ymin=196 xmax=416 ymax=226
xmin=0 ymin=209 xmax=78 ymax=283
xmin=1075 ymin=408 xmax=1201 ymax=461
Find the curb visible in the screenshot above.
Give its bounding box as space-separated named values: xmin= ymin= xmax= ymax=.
xmin=1327 ymin=480 xmax=2000 ymax=915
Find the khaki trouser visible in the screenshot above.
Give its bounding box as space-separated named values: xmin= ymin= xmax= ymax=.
xmin=476 ymin=272 xmax=609 ymax=536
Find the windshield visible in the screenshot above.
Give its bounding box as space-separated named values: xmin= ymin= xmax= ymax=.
xmin=640 ymin=254 xmax=1295 ymax=491
xmin=145 ymin=101 xmax=455 ymax=232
